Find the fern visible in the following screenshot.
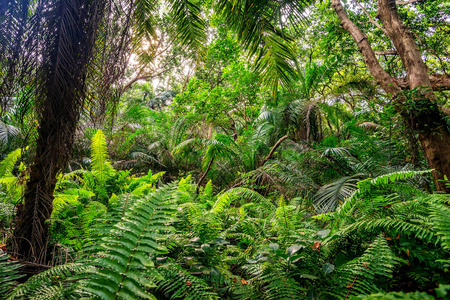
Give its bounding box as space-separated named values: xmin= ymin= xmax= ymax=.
xmin=339 ymin=218 xmax=437 ymax=245
xmin=7 ymin=263 xmax=90 ymax=300
xmin=155 ymin=263 xmax=219 ymax=299
xmin=0 ymin=147 xmax=27 ymax=177
xmin=272 ymin=196 xmax=296 ymax=243
xmin=90 ymin=130 xmax=114 ymax=185
xmin=78 ymin=183 xmax=178 ymax=299
xmin=429 ymin=203 xmax=450 ymax=250
xmin=349 ymin=290 xmax=434 ymax=299
xmin=0 ymin=253 xmax=23 ymax=298
xmin=243 ymin=261 xmax=304 ymax=300
xmin=330 ymin=234 xmax=399 ymax=298
xmin=337 ymin=170 xmax=432 ymax=218
xmin=212 ymin=187 xmax=275 ymax=214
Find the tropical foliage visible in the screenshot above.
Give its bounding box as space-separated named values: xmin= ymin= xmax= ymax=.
xmin=1 ymin=0 xmax=450 ymax=299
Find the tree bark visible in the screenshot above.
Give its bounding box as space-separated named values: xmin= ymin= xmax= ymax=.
xmin=394 ymin=74 xmax=450 ymax=92
xmin=377 ymin=0 xmax=450 ymax=191
xmin=12 ymin=0 xmax=106 ymax=263
xmin=331 ymin=0 xmax=450 ymax=192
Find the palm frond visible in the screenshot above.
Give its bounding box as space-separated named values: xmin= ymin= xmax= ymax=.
xmin=315 ymin=173 xmax=365 ymax=213
xmin=217 ymin=0 xmax=314 ymax=94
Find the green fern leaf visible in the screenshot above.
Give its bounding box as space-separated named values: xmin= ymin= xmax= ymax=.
xmin=79 ymin=184 xmax=178 ymax=299
xmin=90 ymin=130 xmax=114 ymax=185
xmin=0 ymin=147 xmax=27 ymax=177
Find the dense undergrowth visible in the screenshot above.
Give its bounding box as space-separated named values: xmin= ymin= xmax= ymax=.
xmin=1 ymin=129 xmax=449 ymax=299
xmin=1 ymin=2 xmax=450 ymax=297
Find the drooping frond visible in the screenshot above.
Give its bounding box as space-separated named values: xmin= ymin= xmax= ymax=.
xmin=0 ymin=121 xmax=20 ymax=145
xmin=217 ymin=0 xmax=314 ymax=94
xmin=203 ymin=134 xmax=236 ymax=170
xmin=168 ymin=0 xmax=207 ymax=56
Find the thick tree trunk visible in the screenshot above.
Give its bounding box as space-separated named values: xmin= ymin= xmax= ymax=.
xmin=13 ymin=120 xmax=77 ymax=263
xmin=12 ymin=0 xmax=106 ymax=263
xmin=418 ymin=127 xmax=450 ymax=191
xmin=377 ymin=0 xmax=450 ymax=191
xmin=331 ymin=0 xmax=450 ymax=192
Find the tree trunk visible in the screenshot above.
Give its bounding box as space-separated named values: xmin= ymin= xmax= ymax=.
xmin=331 ymin=0 xmax=450 ymax=192
xmin=377 ymin=0 xmax=450 ymax=191
xmin=12 ymin=0 xmax=106 ymax=263
xmin=197 ymin=157 xmax=214 ymax=194
xmin=13 ymin=120 xmax=78 ymax=263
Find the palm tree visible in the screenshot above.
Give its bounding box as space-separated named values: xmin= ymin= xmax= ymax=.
xmin=1 ymin=0 xmax=207 ymax=263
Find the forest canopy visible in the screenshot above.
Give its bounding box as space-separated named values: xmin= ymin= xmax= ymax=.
xmin=0 ymin=0 xmax=450 ymax=299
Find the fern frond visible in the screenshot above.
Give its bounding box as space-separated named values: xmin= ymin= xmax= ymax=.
xmin=429 ymin=204 xmax=450 ymax=250
xmin=155 ymin=263 xmax=219 ymax=299
xmin=0 ymin=253 xmax=23 ymax=298
xmin=0 ymin=147 xmax=27 ymax=177
xmin=78 ymin=183 xmax=178 ymax=299
xmin=244 ymin=262 xmax=304 ymax=299
xmin=212 ymin=188 xmax=275 ymax=214
xmin=349 ymin=290 xmax=434 ymax=299
xmin=8 ymin=263 xmax=90 ymax=299
xmin=360 ymin=170 xmax=432 ymax=193
xmin=339 ymin=219 xmax=437 ymax=244
xmin=90 ymin=130 xmax=114 ymax=185
xmin=332 ymin=234 xmax=399 ymax=298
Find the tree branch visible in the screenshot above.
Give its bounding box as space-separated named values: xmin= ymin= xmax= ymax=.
xmin=393 ymin=73 xmax=450 ymax=91
xmin=331 ymin=0 xmax=403 ymax=98
xmin=396 ymin=0 xmax=421 ymax=4
xmin=374 ymin=50 xmax=398 ymax=55
xmin=196 ymin=157 xmax=214 ymax=194
xmin=355 ymin=1 xmax=388 ymax=35
xmin=260 ymin=135 xmax=288 ymax=166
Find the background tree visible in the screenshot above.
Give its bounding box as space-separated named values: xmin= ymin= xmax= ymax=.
xmin=330 ymin=0 xmax=450 ymax=191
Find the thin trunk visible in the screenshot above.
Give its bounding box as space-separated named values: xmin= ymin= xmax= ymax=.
xmin=196 ymin=157 xmax=214 ymax=194
xmin=207 ymin=123 xmax=213 ymax=139
xmin=229 ymin=118 xmax=238 ymax=141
